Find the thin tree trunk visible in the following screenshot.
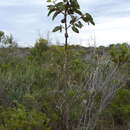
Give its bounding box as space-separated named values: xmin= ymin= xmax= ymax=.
xmin=64 ymin=9 xmax=68 ymax=77
xmin=63 ymin=10 xmax=69 ymax=130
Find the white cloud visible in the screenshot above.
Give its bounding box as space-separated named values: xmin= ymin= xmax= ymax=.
xmin=69 ymin=17 xmax=130 ymax=46
xmin=0 ymin=0 xmax=130 ymax=46
xmin=0 ymin=0 xmax=45 ymax=6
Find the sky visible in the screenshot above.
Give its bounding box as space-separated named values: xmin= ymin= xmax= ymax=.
xmin=0 ymin=0 xmax=130 ymax=47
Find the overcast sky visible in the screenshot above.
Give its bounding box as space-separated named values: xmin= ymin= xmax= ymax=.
xmin=0 ymin=0 xmax=130 ymax=46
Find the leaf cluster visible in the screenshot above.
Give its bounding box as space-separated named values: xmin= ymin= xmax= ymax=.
xmin=47 ymin=0 xmax=95 ymax=33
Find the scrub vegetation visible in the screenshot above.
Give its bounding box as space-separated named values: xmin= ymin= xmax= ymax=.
xmin=0 ymin=0 xmax=130 ymax=130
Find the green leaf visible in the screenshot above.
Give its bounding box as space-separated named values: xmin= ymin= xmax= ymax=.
xmin=47 ymin=0 xmax=52 ymax=2
xmin=82 ymin=13 xmax=95 ymax=25
xmin=52 ymin=11 xmax=60 ymax=20
xmin=47 ymin=5 xmax=54 ymax=9
xmin=75 ymin=23 xmax=80 ymax=28
xmin=48 ymin=9 xmax=55 ymax=16
xmin=90 ymin=20 xmax=95 ymax=25
xmin=70 ymin=16 xmax=77 ymax=24
xmin=75 ymin=9 xmax=82 ymax=16
xmin=75 ymin=21 xmax=83 ymax=28
xmin=55 ymin=2 xmax=64 ymax=7
xmin=55 ymin=2 xmax=65 ymax=11
xmin=78 ymin=21 xmax=83 ymax=28
xmin=52 ymin=26 xmax=62 ymax=32
xmin=0 ymin=31 xmax=4 ymax=37
xmin=70 ymin=0 xmax=80 ymax=9
xmin=72 ymin=26 xmax=79 ymax=33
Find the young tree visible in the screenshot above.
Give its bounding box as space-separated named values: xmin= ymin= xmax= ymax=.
xmin=0 ymin=31 xmax=17 ymax=48
xmin=0 ymin=31 xmax=5 ymax=42
xmin=47 ymin=0 xmax=95 ymax=51
xmin=46 ymin=2 xmax=95 ymax=129
xmin=47 ymin=0 xmax=95 ymax=91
